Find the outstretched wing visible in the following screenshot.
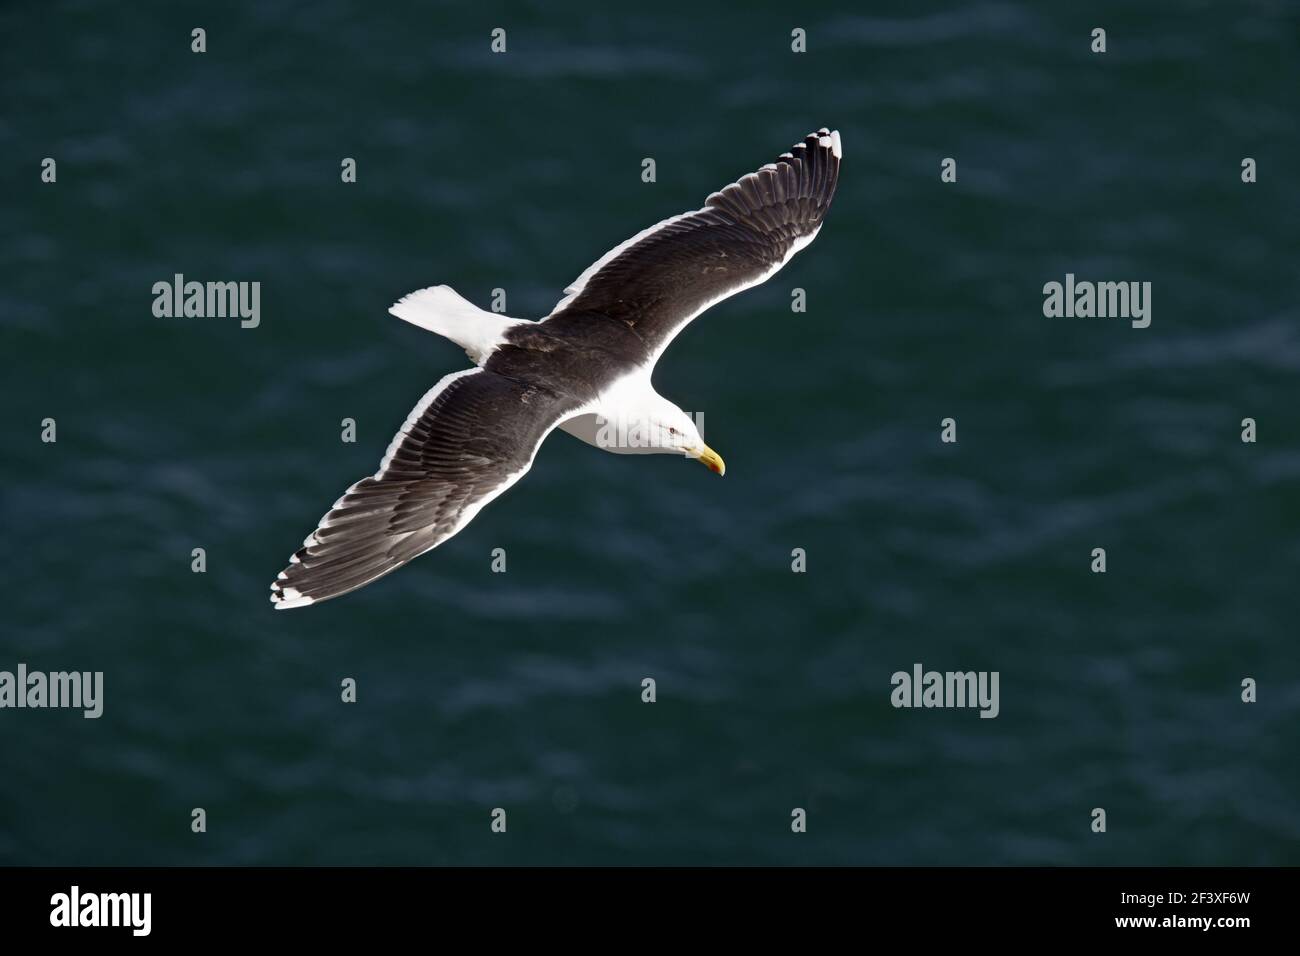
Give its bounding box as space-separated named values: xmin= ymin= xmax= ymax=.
xmin=270 ymin=369 xmax=579 ymax=608
xmin=542 ymin=128 xmax=842 ymax=365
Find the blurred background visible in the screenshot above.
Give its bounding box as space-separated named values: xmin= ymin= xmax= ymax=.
xmin=1 ymin=0 xmax=1297 ymax=865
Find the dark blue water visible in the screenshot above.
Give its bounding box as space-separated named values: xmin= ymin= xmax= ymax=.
xmin=2 ymin=0 xmax=1297 ymax=864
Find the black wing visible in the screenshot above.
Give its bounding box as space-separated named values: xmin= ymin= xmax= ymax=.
xmin=542 ymin=128 xmax=842 ymax=364
xmin=270 ymin=369 xmax=578 ymax=608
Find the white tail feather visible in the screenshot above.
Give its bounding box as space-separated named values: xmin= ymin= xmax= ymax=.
xmin=389 ymin=286 xmax=527 ymax=365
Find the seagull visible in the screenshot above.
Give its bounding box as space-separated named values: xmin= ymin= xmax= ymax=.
xmin=271 ymin=127 xmax=842 ymax=608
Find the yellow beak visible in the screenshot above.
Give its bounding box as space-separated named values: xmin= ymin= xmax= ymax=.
xmin=690 ymin=444 xmax=726 ymax=476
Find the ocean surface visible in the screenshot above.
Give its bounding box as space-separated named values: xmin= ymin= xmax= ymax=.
xmin=1 ymin=0 xmax=1297 ymax=865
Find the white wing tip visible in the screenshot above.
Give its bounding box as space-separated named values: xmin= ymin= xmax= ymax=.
xmin=816 ymin=130 xmax=842 ymax=159
xmin=270 ymin=584 xmax=314 ymax=609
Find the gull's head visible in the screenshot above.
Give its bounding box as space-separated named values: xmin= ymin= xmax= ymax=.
xmin=648 ymin=400 xmax=724 ymax=476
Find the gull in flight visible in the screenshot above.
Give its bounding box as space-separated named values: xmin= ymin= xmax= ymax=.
xmin=271 ymin=128 xmax=842 ymax=607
